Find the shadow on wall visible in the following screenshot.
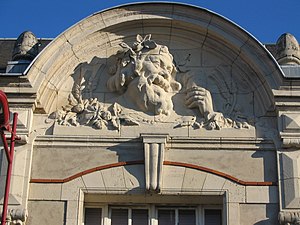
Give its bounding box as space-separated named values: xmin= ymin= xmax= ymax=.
xmin=251 ymin=151 xmax=279 ymax=219
xmin=254 ymin=204 xmax=279 ymax=225
xmin=251 ymin=151 xmax=277 ymax=184
xmin=107 ymin=139 xmax=146 ymax=193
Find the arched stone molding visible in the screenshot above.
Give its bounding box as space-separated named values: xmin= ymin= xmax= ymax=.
xmin=24 ymin=3 xmax=283 ymax=116
xmin=28 ymin=165 xmax=278 ymax=225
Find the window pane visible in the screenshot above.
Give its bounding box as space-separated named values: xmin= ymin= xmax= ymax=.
xmin=204 ymin=209 xmax=222 ymax=225
xmin=111 ymin=209 xmax=128 ymax=225
xmin=179 ymin=210 xmax=196 ymax=225
xmin=85 ymin=208 xmax=102 ymax=225
xmin=158 ymin=209 xmax=175 ymax=225
xmin=132 ymin=209 xmax=148 ymax=225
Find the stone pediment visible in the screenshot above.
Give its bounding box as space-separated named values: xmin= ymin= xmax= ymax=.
xmin=47 ymin=34 xmax=255 ymax=135
xmin=25 ymin=3 xmax=282 ymax=138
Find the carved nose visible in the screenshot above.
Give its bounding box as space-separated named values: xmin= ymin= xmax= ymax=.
xmin=159 ymin=70 xmax=170 ymax=80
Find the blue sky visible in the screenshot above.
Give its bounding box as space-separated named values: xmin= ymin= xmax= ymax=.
xmin=1 ymin=0 xmax=300 ymax=43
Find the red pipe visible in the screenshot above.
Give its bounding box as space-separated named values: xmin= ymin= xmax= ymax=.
xmin=0 ymin=132 xmax=10 ymax=164
xmin=1 ymin=113 xmax=18 ymax=225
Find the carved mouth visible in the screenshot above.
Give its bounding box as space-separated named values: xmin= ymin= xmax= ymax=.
xmin=150 ymin=74 xmax=171 ymax=92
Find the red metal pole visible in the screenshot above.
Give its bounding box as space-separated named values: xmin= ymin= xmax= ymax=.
xmin=0 ymin=133 xmax=10 ymax=164
xmin=1 ymin=113 xmax=18 ymax=225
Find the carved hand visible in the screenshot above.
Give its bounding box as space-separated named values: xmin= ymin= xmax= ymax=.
xmin=185 ymin=86 xmax=214 ymax=119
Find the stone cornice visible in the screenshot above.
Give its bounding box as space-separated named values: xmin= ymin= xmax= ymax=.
xmin=33 ymin=135 xmax=276 ymax=151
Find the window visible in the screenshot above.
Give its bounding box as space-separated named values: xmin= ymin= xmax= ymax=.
xmin=84 ymin=205 xmax=222 ymax=225
xmin=158 ymin=208 xmax=196 ymax=225
xmin=84 ymin=208 xmax=102 ymax=225
xmin=110 ymin=208 xmax=148 ymax=225
xmin=204 ymin=209 xmax=222 ymax=225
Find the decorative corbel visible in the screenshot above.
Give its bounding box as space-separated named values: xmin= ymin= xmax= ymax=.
xmin=280 ymin=113 xmax=300 ymax=148
xmin=141 ymin=133 xmax=168 ymax=193
xmin=279 ymin=211 xmax=300 ymax=225
xmin=0 ymin=208 xmax=28 ymax=225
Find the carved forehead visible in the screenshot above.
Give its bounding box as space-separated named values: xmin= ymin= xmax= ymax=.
xmin=140 ymin=45 xmax=174 ymax=61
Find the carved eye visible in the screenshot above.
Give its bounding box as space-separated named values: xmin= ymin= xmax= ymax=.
xmin=166 ymin=66 xmax=173 ymax=74
xmin=149 ymin=56 xmax=160 ymax=67
xmin=152 ymin=60 xmax=160 ymax=66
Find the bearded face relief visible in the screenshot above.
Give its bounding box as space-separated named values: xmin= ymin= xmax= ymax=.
xmin=107 ymin=34 xmax=181 ymax=116
xmin=50 ymin=34 xmax=252 ymax=131
xmin=131 ymin=50 xmax=181 ymax=115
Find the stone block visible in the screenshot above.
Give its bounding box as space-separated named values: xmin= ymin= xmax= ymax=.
xmin=172 ymin=4 xmax=211 ymax=31
xmin=202 ymin=173 xmax=226 ymax=191
xmin=65 ymin=200 xmax=80 ymax=220
xmin=283 ymin=178 xmax=300 ymax=208
xmin=246 ymin=186 xmax=278 ymax=204
xmin=29 ymin=183 xmax=62 ymax=200
xmin=101 ymin=167 xmax=126 ymax=191
xmin=280 ymin=152 xmax=300 ymax=208
xmin=27 ymin=201 xmax=66 ymax=225
xmin=188 ymin=127 xmax=256 ymax=138
xmin=282 ymin=113 xmax=300 ymax=131
xmin=9 ymin=175 xmax=24 ymax=204
xmin=12 ymin=146 xmax=28 ymax=177
xmin=227 ymin=203 xmax=240 ymax=225
xmin=61 ymin=178 xmax=85 ymax=201
xmin=169 ymin=27 xmax=205 ymax=49
xmin=101 ymin=7 xmax=143 ymax=28
xmin=201 ymin=46 xmax=228 ymax=67
xmin=65 ymin=218 xmax=78 ymax=225
xmin=281 ymin=65 xmax=300 ymax=78
xmin=181 ymin=168 xmax=207 ymax=191
xmin=123 ymin=165 xmax=145 ymax=190
xmin=81 ymin=171 xmax=105 ymax=190
xmin=222 ymin=180 xmax=245 ymax=203
xmin=239 ymin=203 xmax=279 ymax=225
xmin=119 ymin=121 xmax=189 ymax=138
xmin=31 ymin=145 xmax=120 ymax=180
xmin=280 ymin=152 xmax=300 ymax=179
xmin=53 ymin=124 xmax=120 ymax=136
xmin=10 ymin=107 xmax=33 ymax=133
xmin=162 ymin=165 xmax=185 ymax=191
xmin=166 ymin=149 xmax=277 ymax=183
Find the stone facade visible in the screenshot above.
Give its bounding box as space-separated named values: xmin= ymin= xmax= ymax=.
xmin=1 ymin=2 xmax=300 ymax=225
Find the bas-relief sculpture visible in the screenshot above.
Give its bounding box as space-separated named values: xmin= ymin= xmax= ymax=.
xmin=50 ymin=35 xmax=252 ymax=131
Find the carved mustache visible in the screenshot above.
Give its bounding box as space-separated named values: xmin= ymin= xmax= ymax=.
xmin=147 ymin=73 xmax=171 ymax=92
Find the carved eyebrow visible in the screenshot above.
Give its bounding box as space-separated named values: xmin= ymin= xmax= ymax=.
xmin=149 ymin=55 xmax=160 ymax=61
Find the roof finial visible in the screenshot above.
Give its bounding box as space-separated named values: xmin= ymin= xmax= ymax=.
xmin=12 ymin=31 xmax=39 ymax=61
xmin=275 ymin=33 xmax=300 ymax=65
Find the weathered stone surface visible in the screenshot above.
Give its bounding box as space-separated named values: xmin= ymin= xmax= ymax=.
xmin=240 ymin=204 xmax=279 ymax=225
xmin=27 ymin=201 xmax=65 ymax=225
xmin=246 ymin=186 xmax=278 ymax=204
xmin=276 ymin=33 xmax=300 ymax=65
xmin=0 ymin=3 xmax=292 ymax=225
xmin=29 ymin=183 xmax=62 ymax=200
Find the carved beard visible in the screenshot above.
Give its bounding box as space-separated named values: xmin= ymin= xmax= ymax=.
xmin=125 ymin=72 xmax=174 ymax=116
